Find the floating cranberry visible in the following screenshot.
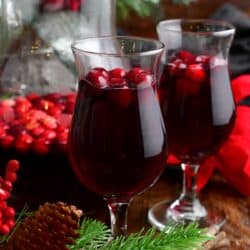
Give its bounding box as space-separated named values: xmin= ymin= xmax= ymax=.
xmin=109 ymin=68 xmax=126 ymax=78
xmin=86 ymin=68 xmax=109 ymax=88
xmin=126 ymin=67 xmax=143 ymax=83
xmin=195 ymin=55 xmax=210 ymax=64
xmin=185 ymin=64 xmax=206 ymax=83
xmin=177 ymin=50 xmax=195 ymax=64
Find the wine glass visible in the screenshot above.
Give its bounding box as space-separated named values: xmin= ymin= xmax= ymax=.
xmin=69 ymin=36 xmax=167 ymax=237
xmin=148 ymin=19 xmax=236 ymax=230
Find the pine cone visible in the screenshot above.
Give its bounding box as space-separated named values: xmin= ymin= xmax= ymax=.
xmin=13 ymin=202 xmax=83 ymax=250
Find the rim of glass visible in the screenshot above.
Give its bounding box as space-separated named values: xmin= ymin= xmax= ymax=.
xmin=71 ymin=35 xmax=164 ymax=57
xmin=157 ymin=19 xmax=235 ymax=36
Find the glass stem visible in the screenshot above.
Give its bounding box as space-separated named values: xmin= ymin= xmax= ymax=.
xmin=181 ymin=163 xmax=199 ymax=201
xmin=108 ymin=202 xmax=129 ymax=238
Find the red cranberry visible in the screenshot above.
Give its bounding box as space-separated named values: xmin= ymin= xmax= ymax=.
xmin=195 ymin=55 xmax=210 ymax=64
xmin=0 ymin=107 xmax=15 ymax=123
xmin=5 ymin=219 xmax=15 ymax=229
xmin=4 ymin=207 xmax=15 ymax=217
xmin=44 ymin=93 xmax=62 ymax=102
xmin=41 ymin=116 xmax=57 ymax=129
xmin=109 ymin=68 xmax=126 ymax=78
xmin=9 ymin=124 xmax=27 ymax=137
xmin=0 ymin=127 xmax=6 ymax=139
xmin=64 ymin=102 xmax=75 ymax=114
xmin=26 ymin=93 xmax=40 ymax=102
xmin=42 ymin=130 xmax=57 ymax=140
xmin=6 ymin=160 xmax=20 ymax=172
xmin=0 ymin=202 xmax=7 ymax=210
xmin=0 ymin=189 xmax=9 ymax=201
xmin=0 ymin=135 xmax=14 ymax=149
xmin=2 ymin=180 xmax=12 ymax=192
xmin=86 ymin=68 xmax=109 ymax=88
xmin=177 ymin=50 xmax=195 ymax=64
xmin=31 ymin=126 xmax=45 ymax=137
xmin=14 ymin=134 xmax=33 ymax=153
xmin=185 ymin=64 xmax=206 ymax=83
xmin=126 ymin=67 xmax=143 ymax=83
xmin=5 ymin=171 xmax=17 ymax=183
xmin=0 ymin=99 xmax=15 ymax=107
xmin=33 ymin=138 xmax=50 ymax=155
xmin=0 ymin=224 xmax=10 ymax=235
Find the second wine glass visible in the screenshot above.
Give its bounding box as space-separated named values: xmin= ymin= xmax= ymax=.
xmin=148 ymin=19 xmax=236 ymax=230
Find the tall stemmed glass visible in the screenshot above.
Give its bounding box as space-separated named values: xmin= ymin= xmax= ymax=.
xmin=69 ymin=36 xmax=167 ymax=237
xmin=148 ymin=19 xmax=236 ymax=230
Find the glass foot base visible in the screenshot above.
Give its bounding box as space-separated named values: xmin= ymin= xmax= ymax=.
xmin=148 ymin=200 xmax=226 ymax=231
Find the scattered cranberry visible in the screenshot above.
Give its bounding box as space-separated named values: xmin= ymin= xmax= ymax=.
xmin=0 ymin=224 xmax=10 ymax=235
xmin=109 ymin=77 xmax=127 ymax=88
xmin=5 ymin=172 xmax=17 ymax=183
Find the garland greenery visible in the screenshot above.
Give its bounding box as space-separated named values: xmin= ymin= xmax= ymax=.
xmin=117 ymin=0 xmax=197 ymax=19
xmin=69 ymin=218 xmax=212 ymax=250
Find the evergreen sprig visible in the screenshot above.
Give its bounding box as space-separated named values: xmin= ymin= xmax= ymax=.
xmin=69 ymin=218 xmax=212 ymax=250
xmin=117 ymin=0 xmax=197 ymax=20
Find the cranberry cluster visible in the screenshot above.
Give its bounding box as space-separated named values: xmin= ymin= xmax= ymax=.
xmin=86 ymin=67 xmax=153 ymax=89
xmin=0 ymin=160 xmax=19 ymax=235
xmin=167 ymin=50 xmax=209 ymax=96
xmin=0 ymin=92 xmax=76 ymax=155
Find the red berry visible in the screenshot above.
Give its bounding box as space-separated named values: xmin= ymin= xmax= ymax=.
xmin=2 ymin=180 xmax=12 ymax=191
xmin=42 ymin=130 xmax=57 ymax=140
xmin=126 ymin=67 xmax=143 ymax=83
xmin=14 ymin=134 xmax=33 ymax=152
xmin=5 ymin=219 xmax=15 ymax=229
xmin=41 ymin=116 xmax=57 ymax=129
xmin=0 ymin=135 xmax=14 ymax=149
xmin=86 ymin=68 xmax=109 ymax=88
xmin=0 ymin=189 xmax=9 ymax=201
xmin=0 ymin=202 xmax=7 ymax=210
xmin=4 ymin=207 xmax=15 ymax=217
xmin=0 ymin=99 xmax=15 ymax=107
xmin=6 ymin=160 xmax=20 ymax=173
xmin=177 ymin=50 xmax=195 ymax=64
xmin=0 ymin=107 xmax=15 ymax=123
xmin=109 ymin=68 xmax=126 ymax=78
xmin=0 ymin=127 xmax=6 ymax=139
xmin=0 ymin=224 xmax=10 ymax=235
xmin=47 ymin=106 xmax=62 ymax=117
xmin=5 ymin=172 xmax=17 ymax=183
xmin=31 ymin=126 xmax=45 ymax=137
xmin=33 ymin=138 xmax=50 ymax=155
xmin=44 ymin=93 xmax=62 ymax=102
xmin=185 ymin=64 xmax=206 ymax=83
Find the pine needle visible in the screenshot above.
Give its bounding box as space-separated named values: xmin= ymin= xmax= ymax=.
xmin=69 ymin=218 xmax=212 ymax=250
xmin=68 ymin=218 xmax=112 ymax=250
xmin=0 ymin=204 xmax=29 ymax=244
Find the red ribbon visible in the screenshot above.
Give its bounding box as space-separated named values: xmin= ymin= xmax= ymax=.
xmin=167 ymin=75 xmax=250 ymax=196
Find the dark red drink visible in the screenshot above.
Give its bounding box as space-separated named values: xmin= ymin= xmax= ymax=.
xmin=68 ymin=67 xmax=167 ymax=202
xmin=159 ymin=52 xmax=235 ymax=163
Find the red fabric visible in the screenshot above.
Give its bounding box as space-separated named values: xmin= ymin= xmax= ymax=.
xmin=167 ymin=75 xmax=250 ymax=196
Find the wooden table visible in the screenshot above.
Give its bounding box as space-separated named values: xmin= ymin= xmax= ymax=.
xmin=78 ymin=167 xmax=249 ymax=249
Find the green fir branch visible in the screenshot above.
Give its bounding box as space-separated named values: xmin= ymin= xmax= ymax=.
xmin=69 ymin=218 xmax=212 ymax=250
xmin=117 ymin=0 xmax=198 ymax=20
xmin=68 ymin=218 xmax=112 ymax=250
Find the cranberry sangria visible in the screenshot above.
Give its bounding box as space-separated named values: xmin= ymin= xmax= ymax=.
xmin=69 ymin=36 xmax=166 ymax=237
xmin=148 ymin=19 xmax=236 ymax=230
